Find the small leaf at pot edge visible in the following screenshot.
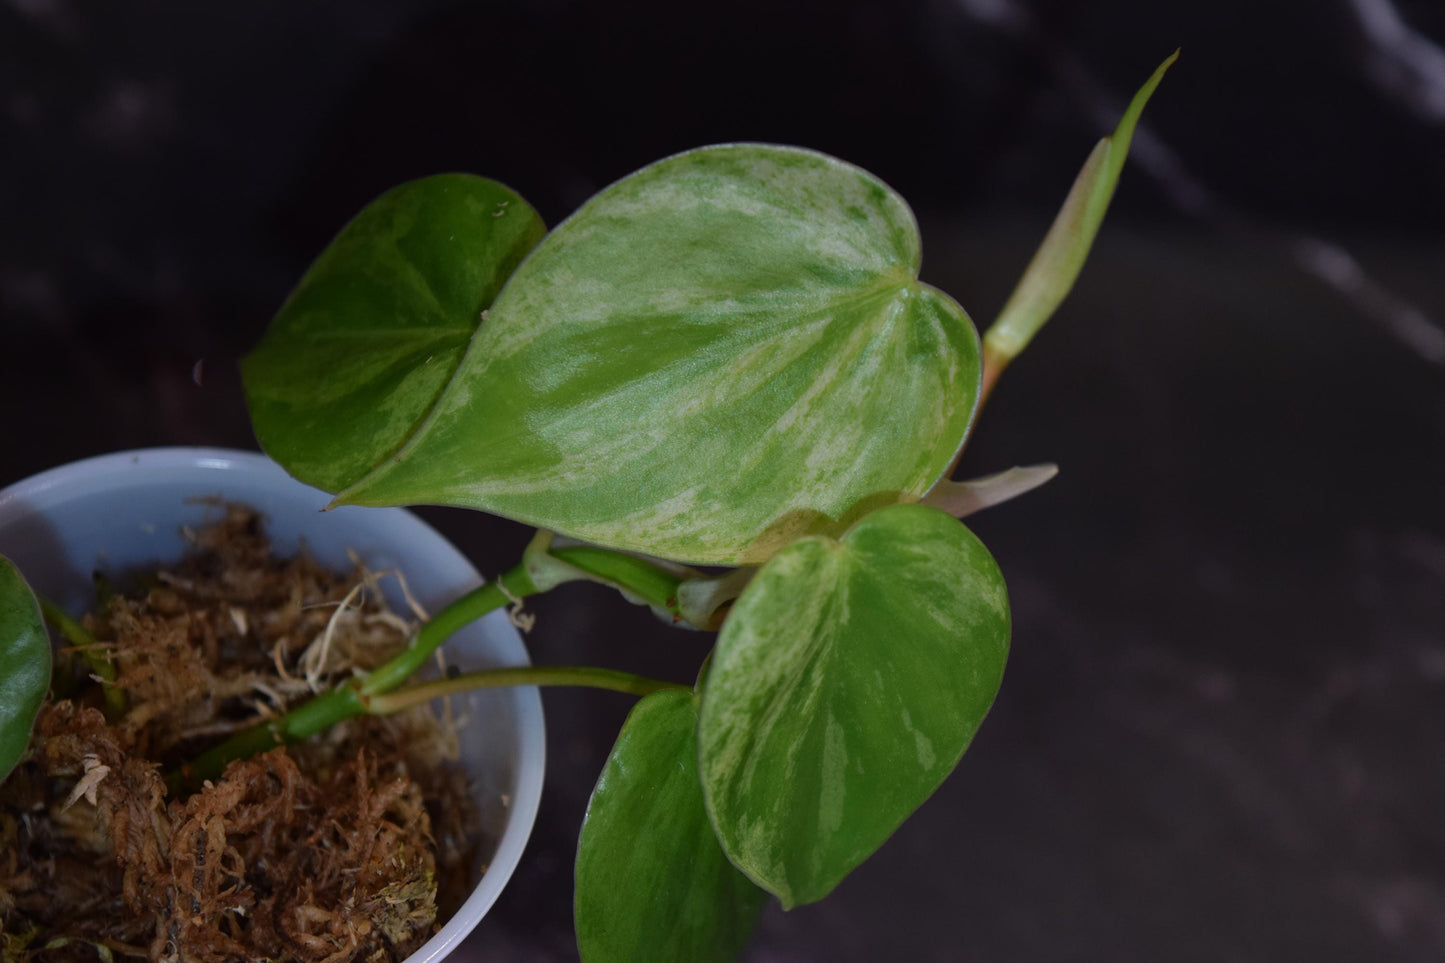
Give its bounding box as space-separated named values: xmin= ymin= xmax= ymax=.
xmin=0 ymin=555 xmax=51 ymax=782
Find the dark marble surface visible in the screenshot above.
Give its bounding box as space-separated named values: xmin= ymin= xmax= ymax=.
xmin=3 ymin=1 xmax=1443 ymax=960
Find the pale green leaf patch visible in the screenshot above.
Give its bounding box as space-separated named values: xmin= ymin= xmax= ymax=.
xmin=983 ymin=50 xmax=1178 ymax=363
xmin=335 ymin=145 xmax=983 ymax=564
xmin=575 ymin=689 xmax=766 ymax=963
xmin=1 ymin=555 xmax=50 ymax=782
xmin=697 ymin=503 xmax=1009 ymax=907
xmin=242 ymin=174 xmax=546 ymax=492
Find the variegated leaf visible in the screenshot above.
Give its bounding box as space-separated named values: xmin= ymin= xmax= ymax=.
xmin=697 ymin=504 xmax=1009 ymax=907
xmin=335 ymin=145 xmax=982 ymax=565
xmin=1 ymin=555 xmax=50 ymax=782
xmin=242 ymin=174 xmax=546 ymax=492
xmin=576 ymin=689 xmax=766 ymax=963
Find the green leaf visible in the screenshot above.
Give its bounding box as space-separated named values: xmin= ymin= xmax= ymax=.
xmin=983 ymin=51 xmax=1177 ymax=363
xmin=242 ymin=174 xmax=546 ymax=492
xmin=335 ymin=145 xmax=982 ymax=565
xmin=576 ymin=689 xmax=766 ymax=963
xmin=697 ymin=503 xmax=1009 ymax=907
xmin=1 ymin=555 xmax=50 ymax=782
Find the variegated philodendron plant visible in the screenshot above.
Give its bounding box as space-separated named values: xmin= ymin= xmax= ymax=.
xmin=0 ymin=55 xmax=1175 ymax=963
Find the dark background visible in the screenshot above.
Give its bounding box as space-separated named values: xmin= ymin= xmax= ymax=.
xmin=3 ymin=0 xmax=1443 ymax=960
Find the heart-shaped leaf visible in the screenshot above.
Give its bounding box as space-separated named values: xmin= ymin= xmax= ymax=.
xmin=242 ymin=174 xmax=546 ymax=491
xmin=697 ymin=503 xmax=1009 ymax=907
xmin=335 ymin=145 xmax=982 ymax=564
xmin=1 ymin=555 xmax=50 ymax=782
xmin=576 ymin=689 xmax=766 ymax=963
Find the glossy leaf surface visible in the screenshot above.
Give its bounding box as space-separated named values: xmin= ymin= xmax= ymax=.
xmin=576 ymin=689 xmax=766 ymax=963
xmin=337 ymin=145 xmax=982 ymax=564
xmin=242 ymin=174 xmax=546 ymax=491
xmin=0 ymin=555 xmax=50 ymax=781
xmin=698 ymin=504 xmax=1009 ymax=906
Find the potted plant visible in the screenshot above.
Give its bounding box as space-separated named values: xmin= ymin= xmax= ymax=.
xmin=0 ymin=449 xmax=546 ymax=963
xmin=0 ymin=53 xmax=1174 ymax=963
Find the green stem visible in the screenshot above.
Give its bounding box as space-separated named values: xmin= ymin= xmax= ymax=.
xmin=172 ymin=564 xmax=535 ymax=789
xmin=39 ymin=596 xmax=126 ymax=719
xmin=368 ymin=665 xmax=685 ymax=715
xmin=173 ymin=685 xmax=367 ymax=790
xmin=359 ymin=563 xmax=537 ymax=695
xmin=171 ymin=544 xmax=691 ymax=792
xmin=550 ymin=544 xmax=686 ymax=619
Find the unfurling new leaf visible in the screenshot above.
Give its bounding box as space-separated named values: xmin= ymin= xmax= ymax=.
xmin=983 ymin=50 xmax=1178 ymax=364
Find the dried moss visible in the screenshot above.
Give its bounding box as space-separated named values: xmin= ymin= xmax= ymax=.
xmin=0 ymin=509 xmax=481 ymax=963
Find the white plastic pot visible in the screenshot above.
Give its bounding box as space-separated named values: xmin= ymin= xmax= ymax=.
xmin=0 ymin=447 xmax=545 ymax=963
